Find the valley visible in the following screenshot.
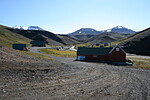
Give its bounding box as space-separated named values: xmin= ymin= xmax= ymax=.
xmin=0 ymin=24 xmax=150 ymax=100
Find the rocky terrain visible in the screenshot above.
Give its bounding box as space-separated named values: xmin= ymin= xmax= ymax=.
xmin=0 ymin=47 xmax=149 ymax=100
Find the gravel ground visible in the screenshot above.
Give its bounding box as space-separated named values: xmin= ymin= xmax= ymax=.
xmin=0 ymin=47 xmax=150 ymax=100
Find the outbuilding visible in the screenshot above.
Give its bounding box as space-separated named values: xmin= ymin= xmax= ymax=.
xmin=12 ymin=44 xmax=27 ymax=50
xmin=77 ymin=45 xmax=126 ymax=62
xmin=30 ymin=41 xmax=46 ymax=47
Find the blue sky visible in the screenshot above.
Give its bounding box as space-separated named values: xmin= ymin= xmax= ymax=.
xmin=0 ymin=0 xmax=150 ymax=34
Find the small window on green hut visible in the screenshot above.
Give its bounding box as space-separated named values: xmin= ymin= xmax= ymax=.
xmin=116 ymin=48 xmax=119 ymax=51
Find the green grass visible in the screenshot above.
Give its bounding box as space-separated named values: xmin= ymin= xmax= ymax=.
xmin=127 ymin=57 xmax=150 ymax=69
xmin=0 ymin=25 xmax=30 ymax=47
xmin=76 ymin=43 xmax=91 ymax=47
xmin=40 ymin=49 xmax=76 ymax=58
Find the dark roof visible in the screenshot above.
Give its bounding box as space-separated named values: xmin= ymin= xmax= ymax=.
xmin=77 ymin=47 xmax=112 ymax=55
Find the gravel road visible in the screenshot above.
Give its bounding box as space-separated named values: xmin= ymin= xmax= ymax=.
xmin=0 ymin=47 xmax=150 ymax=100
xmin=28 ymin=47 xmax=150 ymax=100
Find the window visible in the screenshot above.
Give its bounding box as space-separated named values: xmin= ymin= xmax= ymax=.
xmin=116 ymin=48 xmax=120 ymax=51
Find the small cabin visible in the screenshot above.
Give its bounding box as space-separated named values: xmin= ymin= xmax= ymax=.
xmin=77 ymin=45 xmax=126 ymax=62
xmin=30 ymin=41 xmax=46 ymax=47
xmin=12 ymin=44 xmax=27 ymax=50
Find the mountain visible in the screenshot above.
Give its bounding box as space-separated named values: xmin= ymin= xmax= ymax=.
xmin=86 ymin=32 xmax=127 ymax=44
xmin=119 ymin=27 xmax=150 ymax=55
xmin=69 ymin=28 xmax=101 ymax=35
xmin=68 ymin=28 xmax=102 ymax=41
xmin=68 ymin=26 xmax=135 ymax=41
xmin=28 ymin=26 xmax=44 ymax=31
xmin=100 ymin=26 xmax=136 ymax=34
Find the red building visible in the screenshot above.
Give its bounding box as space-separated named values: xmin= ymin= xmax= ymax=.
xmin=77 ymin=45 xmax=126 ymax=62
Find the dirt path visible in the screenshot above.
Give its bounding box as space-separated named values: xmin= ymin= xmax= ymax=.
xmin=29 ymin=47 xmax=150 ymax=100
xmin=0 ymin=47 xmax=149 ymax=100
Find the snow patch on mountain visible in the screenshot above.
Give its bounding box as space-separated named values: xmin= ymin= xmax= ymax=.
xmin=13 ymin=25 xmax=24 ymax=30
xmin=114 ymin=26 xmax=125 ymax=29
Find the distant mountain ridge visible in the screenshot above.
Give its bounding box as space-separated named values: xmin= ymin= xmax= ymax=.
xmin=69 ymin=26 xmax=135 ymax=36
xmin=100 ymin=26 xmax=136 ymax=34
xmin=68 ymin=26 xmax=135 ymax=41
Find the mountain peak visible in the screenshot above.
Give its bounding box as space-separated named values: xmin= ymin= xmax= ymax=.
xmin=111 ymin=26 xmax=135 ymax=34
xmin=69 ymin=28 xmax=101 ymax=35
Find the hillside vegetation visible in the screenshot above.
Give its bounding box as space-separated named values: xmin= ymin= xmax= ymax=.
xmin=0 ymin=25 xmax=30 ymax=47
xmin=0 ymin=25 xmax=80 ymax=47
xmin=112 ymin=27 xmax=150 ymax=55
xmin=8 ymin=28 xmax=80 ymax=46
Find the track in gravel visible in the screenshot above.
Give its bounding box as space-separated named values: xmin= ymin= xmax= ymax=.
xmin=0 ymin=47 xmax=149 ymax=100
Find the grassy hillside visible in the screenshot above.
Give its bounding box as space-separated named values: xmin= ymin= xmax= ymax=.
xmin=7 ymin=28 xmax=66 ymax=45
xmin=0 ymin=25 xmax=30 ymax=47
xmin=7 ymin=28 xmax=81 ymax=46
xmin=112 ymin=28 xmax=150 ymax=45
